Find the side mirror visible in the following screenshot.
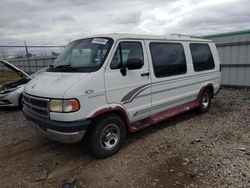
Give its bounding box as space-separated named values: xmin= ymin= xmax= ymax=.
xmin=120 ymin=67 xmax=126 ymax=76
xmin=126 ymin=58 xmax=143 ymax=70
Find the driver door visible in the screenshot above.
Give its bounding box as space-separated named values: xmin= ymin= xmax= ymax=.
xmin=105 ymin=40 xmax=152 ymax=122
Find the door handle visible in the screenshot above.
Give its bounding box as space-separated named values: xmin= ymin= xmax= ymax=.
xmin=141 ymin=72 xmax=150 ymax=77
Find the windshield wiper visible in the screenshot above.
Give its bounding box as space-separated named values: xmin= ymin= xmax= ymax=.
xmin=54 ymin=64 xmax=80 ymax=71
xmin=55 ymin=64 xmax=75 ymax=69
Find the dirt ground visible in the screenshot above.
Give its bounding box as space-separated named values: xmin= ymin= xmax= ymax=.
xmin=0 ymin=88 xmax=249 ymax=188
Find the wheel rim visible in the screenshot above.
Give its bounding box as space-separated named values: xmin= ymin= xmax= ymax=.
xmin=201 ymin=93 xmax=210 ymax=109
xmin=100 ymin=123 xmax=120 ymax=151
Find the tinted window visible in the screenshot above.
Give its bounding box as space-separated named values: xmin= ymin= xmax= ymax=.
xmin=110 ymin=42 xmax=143 ymax=69
xmin=150 ymin=43 xmax=187 ymax=77
xmin=190 ymin=43 xmax=215 ymax=72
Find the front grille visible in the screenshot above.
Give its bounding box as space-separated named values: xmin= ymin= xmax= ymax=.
xmin=23 ymin=93 xmax=49 ymax=118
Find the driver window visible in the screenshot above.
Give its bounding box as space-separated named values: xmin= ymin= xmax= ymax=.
xmin=110 ymin=42 xmax=143 ymax=69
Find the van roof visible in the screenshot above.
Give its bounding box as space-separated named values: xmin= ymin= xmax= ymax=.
xmin=86 ymin=33 xmax=212 ymax=42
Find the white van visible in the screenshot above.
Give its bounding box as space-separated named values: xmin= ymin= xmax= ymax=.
xmin=23 ymin=34 xmax=220 ymax=158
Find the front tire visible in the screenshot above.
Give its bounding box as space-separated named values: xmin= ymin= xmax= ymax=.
xmin=197 ymin=89 xmax=212 ymax=113
xmin=88 ymin=114 xmax=126 ymax=158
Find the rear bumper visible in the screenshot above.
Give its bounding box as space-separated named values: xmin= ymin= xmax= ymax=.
xmin=23 ymin=107 xmax=91 ymax=143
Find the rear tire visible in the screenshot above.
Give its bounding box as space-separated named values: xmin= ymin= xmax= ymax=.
xmin=197 ymin=89 xmax=212 ymax=113
xmin=88 ymin=114 xmax=126 ymax=158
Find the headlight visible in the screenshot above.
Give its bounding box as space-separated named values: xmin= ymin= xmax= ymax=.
xmin=49 ymin=99 xmax=63 ymax=112
xmin=49 ymin=99 xmax=80 ymax=112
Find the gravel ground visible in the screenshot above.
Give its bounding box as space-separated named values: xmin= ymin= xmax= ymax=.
xmin=0 ymin=88 xmax=249 ymax=188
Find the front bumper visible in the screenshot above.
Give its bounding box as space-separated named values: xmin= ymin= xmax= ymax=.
xmin=23 ymin=107 xmax=91 ymax=143
xmin=0 ymin=92 xmax=19 ymax=107
xmin=0 ymin=100 xmax=15 ymax=107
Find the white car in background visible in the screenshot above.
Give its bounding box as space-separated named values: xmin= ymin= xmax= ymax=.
xmin=0 ymin=60 xmax=45 ymax=107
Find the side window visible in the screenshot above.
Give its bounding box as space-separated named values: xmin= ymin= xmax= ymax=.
xmin=110 ymin=42 xmax=143 ymax=69
xmin=190 ymin=43 xmax=215 ymax=72
xmin=150 ymin=42 xmax=187 ymax=78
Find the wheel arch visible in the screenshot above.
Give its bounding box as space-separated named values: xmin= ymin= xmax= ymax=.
xmin=90 ymin=106 xmax=131 ymax=132
xmin=18 ymin=93 xmax=23 ymax=107
xmin=205 ymin=83 xmax=214 ymax=98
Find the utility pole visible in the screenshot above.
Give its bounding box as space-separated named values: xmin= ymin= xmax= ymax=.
xmin=24 ymin=41 xmax=31 ymax=74
xmin=43 ymin=34 xmax=47 ymax=56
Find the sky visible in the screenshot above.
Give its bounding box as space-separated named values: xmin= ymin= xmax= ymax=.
xmin=0 ymin=0 xmax=250 ymax=45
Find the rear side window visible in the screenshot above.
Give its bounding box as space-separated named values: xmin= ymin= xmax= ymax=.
xmin=110 ymin=42 xmax=143 ymax=69
xmin=150 ymin=42 xmax=187 ymax=78
xmin=190 ymin=43 xmax=215 ymax=72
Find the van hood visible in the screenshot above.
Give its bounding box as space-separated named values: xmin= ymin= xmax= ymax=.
xmin=24 ymin=72 xmax=89 ymax=98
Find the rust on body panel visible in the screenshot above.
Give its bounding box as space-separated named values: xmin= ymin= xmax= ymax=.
xmin=91 ymin=84 xmax=213 ymax=133
xmin=129 ymin=85 xmax=208 ymax=132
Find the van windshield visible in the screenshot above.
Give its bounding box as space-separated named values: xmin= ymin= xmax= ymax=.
xmin=48 ymin=37 xmax=113 ymax=72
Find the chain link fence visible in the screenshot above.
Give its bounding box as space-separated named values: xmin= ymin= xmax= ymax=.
xmin=0 ymin=45 xmax=65 ymax=74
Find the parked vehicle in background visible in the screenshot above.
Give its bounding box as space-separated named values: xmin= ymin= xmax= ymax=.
xmin=0 ymin=60 xmax=31 ymax=107
xmin=0 ymin=60 xmax=46 ymax=107
xmin=23 ymin=34 xmax=221 ymax=158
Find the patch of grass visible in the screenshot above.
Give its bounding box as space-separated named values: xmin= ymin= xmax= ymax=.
xmin=0 ymin=71 xmax=21 ymax=85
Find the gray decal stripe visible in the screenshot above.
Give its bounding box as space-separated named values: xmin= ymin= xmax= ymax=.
xmin=135 ymin=92 xmax=151 ymax=99
xmin=151 ymin=77 xmax=220 ymax=96
xmin=121 ymin=84 xmax=150 ymax=103
xmin=121 ymin=72 xmax=220 ymax=104
xmin=136 ymin=77 xmax=219 ymax=99
xmin=123 ymin=85 xmax=151 ymax=104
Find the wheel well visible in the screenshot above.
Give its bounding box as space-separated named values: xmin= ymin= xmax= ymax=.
xmin=91 ymin=110 xmax=129 ymax=132
xmin=206 ymin=85 xmax=214 ymax=98
xmin=18 ymin=94 xmax=23 ymax=107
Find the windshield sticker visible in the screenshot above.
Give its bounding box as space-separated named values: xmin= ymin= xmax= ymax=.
xmin=91 ymin=38 xmax=108 ymax=45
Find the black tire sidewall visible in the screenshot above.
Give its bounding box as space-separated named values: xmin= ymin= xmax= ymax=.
xmin=89 ymin=114 xmax=126 ymax=158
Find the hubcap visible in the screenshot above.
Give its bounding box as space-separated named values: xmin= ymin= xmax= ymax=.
xmin=100 ymin=124 xmax=120 ymax=150
xmin=201 ymin=93 xmax=210 ymax=109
